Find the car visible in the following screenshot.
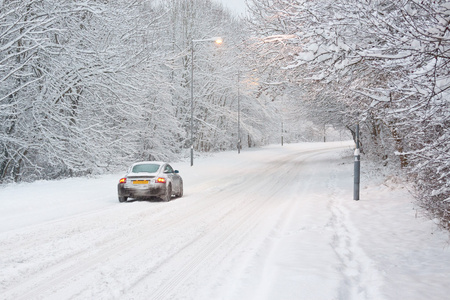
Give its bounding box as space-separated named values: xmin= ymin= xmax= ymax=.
xmin=117 ymin=161 xmax=183 ymax=202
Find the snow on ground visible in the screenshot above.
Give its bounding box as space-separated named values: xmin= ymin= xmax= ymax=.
xmin=0 ymin=141 xmax=449 ymax=300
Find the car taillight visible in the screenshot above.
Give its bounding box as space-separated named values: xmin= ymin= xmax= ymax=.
xmin=156 ymin=177 xmax=166 ymax=183
xmin=119 ymin=178 xmax=126 ymax=184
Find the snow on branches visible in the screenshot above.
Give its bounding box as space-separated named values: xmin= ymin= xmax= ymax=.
xmin=248 ymin=0 xmax=450 ymax=228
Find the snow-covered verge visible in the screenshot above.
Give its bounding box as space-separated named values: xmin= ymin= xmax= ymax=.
xmin=0 ymin=142 xmax=449 ymax=300
xmin=347 ymin=178 xmax=450 ymax=300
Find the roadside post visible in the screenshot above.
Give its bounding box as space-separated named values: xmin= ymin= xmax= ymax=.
xmin=354 ymin=124 xmax=360 ymax=200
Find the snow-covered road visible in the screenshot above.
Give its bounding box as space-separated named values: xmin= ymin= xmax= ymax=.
xmin=1 ymin=142 xmax=449 ymax=300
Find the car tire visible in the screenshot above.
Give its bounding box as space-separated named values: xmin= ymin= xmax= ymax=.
xmin=176 ymin=181 xmax=183 ymax=198
xmin=119 ymin=196 xmax=128 ymax=202
xmin=162 ymin=184 xmax=172 ymax=202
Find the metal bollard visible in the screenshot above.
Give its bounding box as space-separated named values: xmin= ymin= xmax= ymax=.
xmin=354 ymin=148 xmax=360 ymax=200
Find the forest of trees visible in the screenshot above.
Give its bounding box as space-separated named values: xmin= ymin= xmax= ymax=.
xmin=0 ymin=0 xmax=281 ymax=182
xmin=1 ymin=1 xmax=448 ymax=227
xmin=247 ymin=0 xmax=449 ymax=229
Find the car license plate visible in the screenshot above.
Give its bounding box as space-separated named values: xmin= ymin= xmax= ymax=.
xmin=133 ymin=180 xmax=149 ymax=184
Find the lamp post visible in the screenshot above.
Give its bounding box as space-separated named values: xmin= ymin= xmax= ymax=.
xmin=190 ymin=37 xmax=223 ymax=166
xmin=354 ymin=123 xmax=360 ymax=201
xmin=237 ymin=70 xmax=241 ymax=154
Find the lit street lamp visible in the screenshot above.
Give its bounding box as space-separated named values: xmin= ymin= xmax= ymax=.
xmin=190 ymin=37 xmax=223 ymax=166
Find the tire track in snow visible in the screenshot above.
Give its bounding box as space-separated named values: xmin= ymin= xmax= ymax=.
xmin=128 ymin=175 xmax=292 ymax=298
xmin=3 ymin=157 xmax=286 ymax=299
xmin=128 ymin=149 xmax=336 ymax=299
xmin=123 ymin=152 xmax=324 ymax=299
xmin=249 ymin=159 xmax=319 ymax=300
xmin=1 ymin=188 xmax=249 ymax=299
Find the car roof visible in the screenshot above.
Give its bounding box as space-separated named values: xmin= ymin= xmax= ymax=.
xmin=132 ymin=161 xmax=166 ymax=166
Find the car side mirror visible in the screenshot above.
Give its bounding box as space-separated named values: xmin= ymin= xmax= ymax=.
xmin=174 ymin=170 xmax=179 ymax=174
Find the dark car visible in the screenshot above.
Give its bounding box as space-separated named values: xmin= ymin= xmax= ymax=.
xmin=117 ymin=161 xmax=183 ymax=202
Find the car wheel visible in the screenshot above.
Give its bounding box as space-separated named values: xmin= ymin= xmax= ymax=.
xmin=119 ymin=196 xmax=128 ymax=202
xmin=176 ymin=181 xmax=183 ymax=198
xmin=162 ymin=184 xmax=172 ymax=202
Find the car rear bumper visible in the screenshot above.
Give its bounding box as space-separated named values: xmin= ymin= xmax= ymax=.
xmin=118 ymin=184 xmax=166 ymax=198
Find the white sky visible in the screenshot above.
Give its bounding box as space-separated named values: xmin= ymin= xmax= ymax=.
xmin=214 ymin=0 xmax=247 ymax=16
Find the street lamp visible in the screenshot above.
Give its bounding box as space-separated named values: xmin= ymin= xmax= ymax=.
xmin=354 ymin=123 xmax=360 ymax=201
xmin=190 ymin=36 xmax=223 ymax=166
xmin=237 ymin=70 xmax=241 ymax=154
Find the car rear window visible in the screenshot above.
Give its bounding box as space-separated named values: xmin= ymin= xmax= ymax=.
xmin=132 ymin=164 xmax=160 ymax=173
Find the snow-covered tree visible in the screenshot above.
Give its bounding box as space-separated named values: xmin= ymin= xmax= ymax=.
xmin=1 ymin=0 xmax=279 ymax=182
xmin=248 ymin=0 xmax=450 ymax=228
xmin=0 ymin=0 xmax=173 ymax=181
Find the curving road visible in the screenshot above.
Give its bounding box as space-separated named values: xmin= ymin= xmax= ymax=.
xmin=1 ymin=142 xmax=373 ymax=300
